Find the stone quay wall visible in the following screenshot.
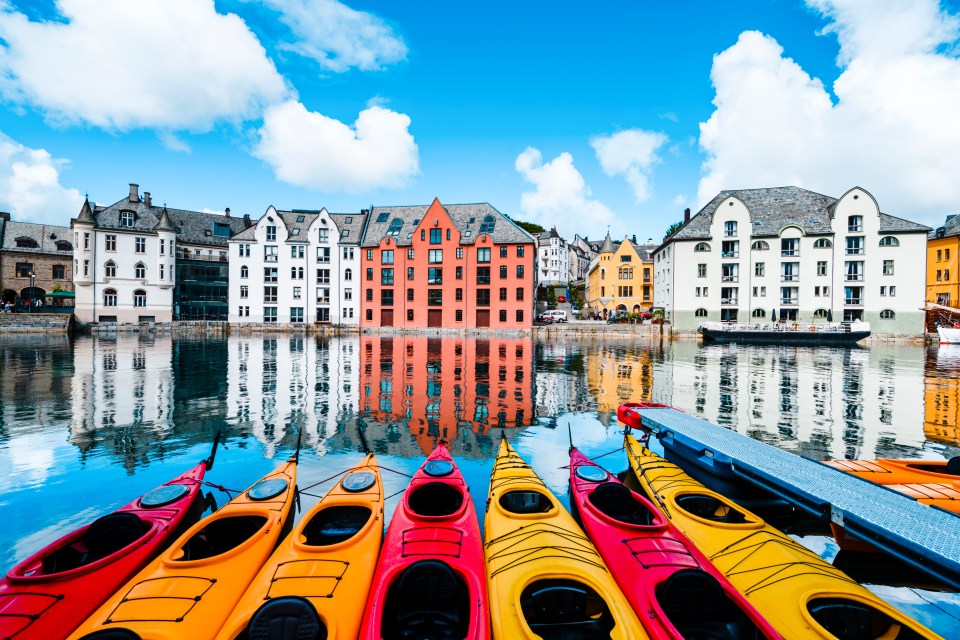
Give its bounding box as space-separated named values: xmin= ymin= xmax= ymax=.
xmin=0 ymin=313 xmax=73 ymax=334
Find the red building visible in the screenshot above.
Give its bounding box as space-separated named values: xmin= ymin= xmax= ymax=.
xmin=360 ymin=199 xmax=535 ymax=329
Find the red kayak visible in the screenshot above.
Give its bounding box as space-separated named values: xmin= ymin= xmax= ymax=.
xmin=359 ymin=444 xmax=490 ymax=640
xmin=0 ymin=436 xmax=218 ymax=640
xmin=569 ymin=446 xmax=782 ymax=640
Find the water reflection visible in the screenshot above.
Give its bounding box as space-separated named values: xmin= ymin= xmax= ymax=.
xmin=924 ymin=345 xmax=960 ymax=446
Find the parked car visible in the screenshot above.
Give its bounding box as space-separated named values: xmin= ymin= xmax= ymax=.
xmin=536 ymin=313 xmax=554 ymax=324
xmin=544 ymin=310 xmax=568 ymax=323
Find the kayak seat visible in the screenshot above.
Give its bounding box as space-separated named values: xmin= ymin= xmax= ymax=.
xmin=519 ymin=579 xmax=615 ymax=640
xmin=77 ymin=629 xmax=143 ymax=639
xmin=588 ymin=482 xmax=655 ymax=526
xmin=407 ymin=482 xmax=463 ymax=517
xmin=248 ymin=596 xmax=327 ymax=640
xmin=657 ymin=569 xmax=764 ymax=640
xmin=499 ymin=490 xmax=553 ymax=514
xmin=83 ymin=512 xmax=145 ymax=562
xmin=382 ymin=560 xmax=469 ymax=640
xmin=302 ymin=506 xmax=371 ymax=546
xmin=675 ymin=495 xmax=748 ymax=524
xmin=947 ymin=456 xmax=960 ymax=476
xmin=180 ymin=515 xmax=267 ymax=561
xmin=808 ymin=598 xmax=925 ymax=640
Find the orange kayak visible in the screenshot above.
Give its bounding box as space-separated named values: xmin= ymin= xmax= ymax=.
xmin=825 ymin=457 xmax=960 ymax=514
xmin=69 ymin=458 xmax=298 ymax=640
xmin=217 ymin=453 xmax=383 ymax=640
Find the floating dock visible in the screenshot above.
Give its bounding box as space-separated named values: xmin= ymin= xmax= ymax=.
xmin=624 ymin=404 xmax=960 ymax=590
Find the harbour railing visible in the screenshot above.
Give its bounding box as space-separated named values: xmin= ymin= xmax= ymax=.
xmin=699 ymin=321 xmax=870 ymax=333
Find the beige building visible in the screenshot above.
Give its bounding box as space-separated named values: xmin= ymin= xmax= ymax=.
xmin=0 ymin=213 xmax=74 ymax=308
xmin=586 ymin=232 xmax=654 ymax=319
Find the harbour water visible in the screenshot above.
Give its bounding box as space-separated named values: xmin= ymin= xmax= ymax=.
xmin=0 ymin=333 xmax=958 ymax=635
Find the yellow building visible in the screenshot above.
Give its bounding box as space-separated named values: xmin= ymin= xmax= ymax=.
xmin=924 ymin=344 xmax=960 ymax=445
xmin=587 ymin=233 xmax=654 ymax=319
xmin=927 ymin=216 xmax=960 ymax=306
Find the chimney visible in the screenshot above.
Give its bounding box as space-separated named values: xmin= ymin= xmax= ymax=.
xmin=143 ymin=192 xmax=151 ymax=208
xmin=684 ymin=208 xmax=691 ymax=224
xmin=129 ymin=183 xmax=139 ymax=203
xmin=225 ymin=207 xmax=231 ymax=218
xmin=647 ymin=237 xmax=653 ymax=245
xmin=632 ymin=234 xmax=637 ymax=243
xmin=0 ymin=212 xmax=10 ymax=222
xmin=243 ymin=214 xmax=253 ymax=228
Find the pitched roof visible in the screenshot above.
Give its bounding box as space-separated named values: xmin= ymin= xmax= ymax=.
xmin=669 ymin=186 xmax=930 ymax=244
xmin=2 ymin=221 xmax=73 ymax=255
xmin=599 ymin=232 xmax=616 ymax=253
xmin=931 ymin=214 xmax=960 ymax=239
xmin=330 ymin=212 xmax=366 ymax=243
xmin=361 ymin=202 xmax=535 ymax=248
xmin=278 ymin=211 xmax=319 ymax=241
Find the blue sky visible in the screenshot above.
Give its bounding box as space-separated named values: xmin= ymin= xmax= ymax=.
xmin=1 ymin=0 xmax=959 ymax=239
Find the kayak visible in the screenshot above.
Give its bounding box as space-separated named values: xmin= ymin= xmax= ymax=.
xmin=0 ymin=438 xmax=218 ymax=640
xmin=359 ymin=444 xmax=489 ymax=640
xmin=624 ymin=433 xmax=943 ymax=640
xmin=69 ymin=456 xmax=298 ymax=640
xmin=825 ymin=457 xmax=960 ymax=514
xmin=568 ymin=446 xmax=781 ymax=640
xmin=218 ymin=453 xmax=384 ymax=640
xmin=484 ymin=437 xmax=646 ymax=640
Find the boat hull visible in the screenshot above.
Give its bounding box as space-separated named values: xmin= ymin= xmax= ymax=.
xmin=825 ymin=458 xmax=960 ymax=514
xmin=701 ymin=326 xmax=870 ymax=345
xmin=937 ymin=326 xmax=960 ymax=343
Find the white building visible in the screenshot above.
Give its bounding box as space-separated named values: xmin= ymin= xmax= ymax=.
xmin=568 ymin=234 xmax=597 ymax=283
xmin=654 ymin=186 xmax=929 ymax=335
xmin=228 ymin=207 xmax=365 ymax=325
xmin=536 ymin=227 xmax=570 ymax=285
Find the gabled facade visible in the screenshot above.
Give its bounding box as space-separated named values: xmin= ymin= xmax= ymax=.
xmin=360 ymin=198 xmax=536 ymax=329
xmin=536 ymin=227 xmax=569 ymax=285
xmin=926 ymin=215 xmax=960 ymax=307
xmin=586 ymin=232 xmax=654 ymax=318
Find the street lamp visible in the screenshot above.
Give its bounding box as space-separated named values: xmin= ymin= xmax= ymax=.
xmin=28 ymin=271 xmax=34 ymax=313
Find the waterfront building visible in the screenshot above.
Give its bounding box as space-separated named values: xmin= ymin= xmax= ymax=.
xmin=536 ymin=227 xmax=570 ymax=285
xmin=0 ymin=213 xmax=74 ymax=307
xmin=926 ymin=214 xmax=960 ymax=307
xmin=586 ymin=232 xmax=655 ymax=319
xmin=71 ymin=183 xmax=251 ymax=323
xmin=653 ymin=186 xmax=929 ymax=335
xmin=227 ymin=207 xmax=364 ymax=325
xmin=569 ymin=234 xmax=597 ymax=284
xmin=359 ymin=198 xmax=535 ymax=329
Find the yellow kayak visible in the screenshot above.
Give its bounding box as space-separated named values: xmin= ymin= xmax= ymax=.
xmin=484 ymin=437 xmax=648 ymax=640
xmin=70 ymin=458 xmax=298 ymax=640
xmin=623 ymin=434 xmax=942 ymax=640
xmin=217 ymin=453 xmax=383 ymax=640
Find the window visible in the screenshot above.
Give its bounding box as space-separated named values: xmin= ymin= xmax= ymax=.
xmin=382 ymin=250 xmax=394 ymax=265
xmin=780 ymin=238 xmax=799 ymax=256
xmin=135 ymin=262 xmax=146 ymax=278
xmin=500 ymin=265 xmax=508 ymax=278
xmin=238 ymin=244 xmax=250 ymax=257
xmin=752 ymin=309 xmax=766 ymax=318
xmin=366 ymin=289 xmax=373 ymax=301
xmin=104 ymin=261 xmax=116 ymax=278
xmin=266 ymin=226 xmax=277 ymax=241
xmin=754 ymin=262 xmax=765 ymax=277
xmin=241 ymin=265 xmax=249 ymax=278
xmin=947 ymin=269 xmax=951 ymax=281
xmin=456 ymin=309 xmax=463 ymax=322
xmin=290 ymin=308 xmax=304 ymax=323
xmin=343 ymin=247 xmax=354 ymax=260
xmin=880 ymin=309 xmax=896 ymax=319
xmin=817 ymin=261 xmax=828 ymax=276
xmin=694 ymin=242 xmax=711 ymax=252
xmin=499 ymin=287 xmax=507 ymax=301
xmin=456 ymin=247 xmax=463 ymax=259
xmin=890 ymin=286 xmax=896 ymax=296
xmin=103 ymin=288 xmax=117 ymax=307
xmin=724 ymin=221 xmax=737 ymax=237
xmin=133 ymin=289 xmax=146 ymax=307
xmin=751 ymin=240 xmax=769 ymax=251
xmin=880 ymin=286 xmax=887 ymax=296
xmin=476 ymin=289 xmax=490 ymax=306
xmin=721 ymin=264 xmax=738 ymax=282
xmin=845 ymin=261 xmax=864 ymax=281
xmin=240 ymin=285 xmax=248 ymax=298
xmin=695 ymin=308 xmax=708 ymax=317
xmin=428 ymin=290 xmax=443 ymax=306
xmin=407 ymin=309 xmax=414 ymax=321
xmin=264 ymin=246 xmax=278 ymax=262
xmin=516 ymin=287 xmax=524 ymax=301
xmin=428 ymin=267 xmax=442 ymax=284
xmin=848 ymin=215 xmax=863 ymax=232
xmin=343 ymin=288 xmax=352 ymax=301
xmin=366 ymin=309 xmax=373 ymax=321
xmin=159 ymin=239 xmax=165 ymax=256
xmin=264 ymin=286 xmax=278 ymax=303
xmin=292 ymin=266 xmax=305 ymax=280
xmin=291 ymin=245 xmax=304 ymax=259
xmin=381 ymin=289 xmax=394 ymax=305
xmin=429 ymin=249 xmax=443 ymax=263
xmin=456 ymin=266 xmax=463 ymax=280
xmin=135 ymin=237 xmax=146 ymax=253
xmin=213 ymin=222 xmax=231 ymax=237
xmin=317 ymin=247 xmax=331 ymax=263
xmin=846 ymin=236 xmax=864 ymax=254
xmin=105 ymin=235 xmax=117 ymax=251
xmin=83 ymin=233 xmax=90 ymax=249
xmin=120 ymin=211 xmax=134 ymax=228
xmin=160 ymin=264 xmax=165 ymax=280
xmin=264 ymin=307 xmax=277 ymax=323
xmin=813 ymin=238 xmax=832 ymax=248
xmin=381 ymin=268 xmax=394 ymax=285
xmin=456 ymin=288 xmax=463 ymax=301
xmin=698 ymin=264 xmax=707 ymax=278
xmin=407 ymin=288 xmax=414 ymax=301
xmin=366 ymin=249 xmax=373 ymax=261
xmin=500 ymin=246 xmax=508 ymax=258
xmin=937 ymin=269 xmax=943 ymax=281
xmin=427 ymin=228 xmax=442 ymax=244
xmin=781 ymin=262 xmax=799 ymax=281
xmin=318 ymin=228 xmax=329 ymax=243
xmin=316 ymin=269 xmax=330 ymax=284
xmin=264 ymin=267 xmax=278 ymax=282
xmin=83 ymin=260 xmax=89 ymax=276
xmin=947 ymin=249 xmax=952 ymax=261
xmin=238 ymin=306 xmax=250 ymax=317
xmin=883 ymin=259 xmax=894 ymax=275
xmin=477 ymin=267 xmax=491 ymax=284
xmin=518 ymin=246 xmax=525 ymax=257
xmin=721 ymin=240 xmax=739 ymax=257
xmin=366 ymin=268 xmax=373 ymax=281
xmin=499 ymin=310 xmax=508 ymax=323
xmin=516 ymin=265 xmax=525 ymax=278
xmin=477 ymin=248 xmax=491 ymax=263
xmin=879 ymin=236 xmax=900 ymax=247
xmin=52 ymin=264 xmax=65 ymax=279
xmin=404 ymin=267 xmax=413 ymax=281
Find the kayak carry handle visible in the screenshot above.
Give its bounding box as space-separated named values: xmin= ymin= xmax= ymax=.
xmin=205 ymin=430 xmax=222 ymax=470
xmin=617 ymin=403 xmax=674 ymax=432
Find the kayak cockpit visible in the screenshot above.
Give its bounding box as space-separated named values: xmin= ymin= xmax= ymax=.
xmin=407 ymin=482 xmax=463 ymax=517
xmin=519 ymin=578 xmax=615 ymax=639
xmin=656 ymin=569 xmax=766 ymax=639
xmin=302 ymin=505 xmax=372 ymax=546
xmin=807 ymin=598 xmax=927 ymax=640
xmin=247 ymin=596 xmax=325 ymax=640
xmin=500 ymin=490 xmax=554 ymax=514
xmin=36 ymin=512 xmax=148 ymax=575
xmin=674 ymin=493 xmax=760 ymax=525
xmin=177 ymin=515 xmax=268 ymax=561
xmin=905 ymin=456 xmax=960 ymax=476
xmin=381 ymin=559 xmax=470 ymax=640
xmin=587 ymin=482 xmax=660 ymax=527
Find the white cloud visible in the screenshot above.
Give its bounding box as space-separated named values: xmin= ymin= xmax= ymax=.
xmin=673 ymin=194 xmax=688 ymax=207
xmin=515 ymin=147 xmax=615 ymax=238
xmin=0 ymin=0 xmax=289 ymax=130
xmin=699 ymin=0 xmax=960 ymax=224
xmin=258 ymin=0 xmax=407 ymax=72
xmin=254 ymin=100 xmax=419 ymax=192
xmin=590 ymin=129 xmax=668 ymax=203
xmin=0 ymin=132 xmax=84 ymax=223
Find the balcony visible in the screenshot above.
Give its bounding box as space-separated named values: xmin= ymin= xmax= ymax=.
xmin=845 ymin=248 xmax=865 ymax=255
xmin=780 ymin=249 xmax=799 ymax=257
xmin=721 ymin=252 xmax=739 ymax=259
xmin=844 ymin=298 xmax=863 ymax=306
xmin=781 ymin=274 xmax=799 ymax=282
xmin=264 ymin=255 xmax=278 ymax=263
xmin=845 ymin=273 xmax=863 ymax=281
xmin=724 ymin=230 xmax=737 ymax=237
xmin=721 ymin=297 xmax=739 ymax=306
xmin=721 ymin=275 xmax=739 ymax=282
xmin=780 ymin=298 xmax=798 ymax=306
xmin=848 ymin=225 xmax=863 ymax=232
xmin=177 ymin=250 xmax=228 ymax=263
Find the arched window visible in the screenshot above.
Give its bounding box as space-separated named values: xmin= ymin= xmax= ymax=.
xmin=880 ymin=309 xmax=896 ymax=319
xmin=751 ymin=240 xmax=769 ymax=251
xmin=879 ymin=236 xmax=900 ymax=247
xmin=694 ymin=242 xmax=711 ymax=252
xmin=133 ymin=289 xmax=147 ymax=307
xmin=103 ymin=288 xmax=117 ymax=307
xmin=814 ymin=308 xmax=829 ymax=319
xmin=105 ymin=261 xmax=117 ymax=278
xmin=695 ymin=308 xmax=708 ymax=317
xmin=813 ymin=238 xmax=832 ymax=248
xmin=240 ymin=265 xmax=249 ymax=278
xmin=752 ymin=309 xmax=766 ymax=318
xmin=345 ymin=268 xmax=353 ymax=281
xmin=135 ymin=262 xmax=146 ymax=278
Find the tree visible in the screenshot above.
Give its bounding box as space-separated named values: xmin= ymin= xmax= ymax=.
xmin=664 ymin=221 xmax=683 ymax=238
xmin=513 ymin=219 xmax=545 ymax=235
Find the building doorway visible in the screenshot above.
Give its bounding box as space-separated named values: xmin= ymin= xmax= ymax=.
xmin=428 ymin=309 xmax=442 ymax=327
xmin=381 ymin=309 xmax=394 ymax=327
xmin=476 ymin=309 xmax=490 ymax=327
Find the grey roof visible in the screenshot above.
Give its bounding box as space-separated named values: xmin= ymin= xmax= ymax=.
xmin=599 ymin=232 xmax=616 ymax=254
xmin=362 ymin=202 xmax=535 ymax=248
xmin=76 ymin=198 xmax=95 ymax=223
xmin=330 ymin=212 xmax=366 ymax=244
xmin=279 ymin=210 xmax=319 ymax=241
xmin=74 ymin=194 xmax=250 ymax=247
xmin=669 ymin=186 xmax=930 ymax=244
xmin=153 ymin=208 xmax=175 ymax=232
xmin=2 ymin=221 xmax=73 ymax=255
xmin=930 ymin=214 xmax=960 ymax=239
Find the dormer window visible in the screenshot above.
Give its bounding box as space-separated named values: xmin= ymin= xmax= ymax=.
xmin=120 ymin=211 xmax=135 ymax=228
xmin=290 ymin=228 xmax=300 ymax=236
xmin=14 ymin=237 xmax=38 ymax=248
xmin=55 ymin=240 xmax=72 ymax=251
xmin=296 ymin=215 xmax=306 ymax=223
xmin=848 ymin=215 xmax=863 ymax=232
xmin=213 ymin=222 xmax=231 ymax=237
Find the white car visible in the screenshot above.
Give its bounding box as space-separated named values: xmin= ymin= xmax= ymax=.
xmin=544 ymin=310 xmax=568 ymax=323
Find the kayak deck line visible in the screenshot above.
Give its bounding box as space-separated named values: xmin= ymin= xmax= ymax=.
xmin=484 ymin=521 xmax=609 ymax=579
xmin=629 ymin=405 xmax=960 ymax=590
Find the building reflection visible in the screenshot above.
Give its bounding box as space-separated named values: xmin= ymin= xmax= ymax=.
xmin=924 ymin=345 xmax=960 ymax=445
xmin=585 ymin=342 xmax=654 ymax=414
xmin=0 ymin=335 xmax=74 ymax=441
xmin=534 ymin=337 xmax=590 ymax=418
xmin=359 ymin=336 xmax=533 ymax=455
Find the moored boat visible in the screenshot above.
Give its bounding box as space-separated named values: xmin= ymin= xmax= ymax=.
xmin=217 ymin=452 xmax=384 ymax=640
xmin=568 ymin=446 xmax=781 ymax=640
xmin=358 ymin=444 xmax=488 ymax=640
xmin=825 ymin=457 xmax=960 ymax=514
xmin=623 ymin=433 xmax=943 ymax=640
xmin=484 ymin=437 xmax=647 ymax=640
xmin=699 ymin=320 xmax=870 ymax=345
xmin=936 ymin=326 xmax=960 ymax=343
xmin=0 ymin=437 xmax=218 ymax=640
xmin=69 ymin=455 xmax=298 ymax=640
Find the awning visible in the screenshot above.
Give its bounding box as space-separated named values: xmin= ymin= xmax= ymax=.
xmin=46 ymin=291 xmax=75 ymax=298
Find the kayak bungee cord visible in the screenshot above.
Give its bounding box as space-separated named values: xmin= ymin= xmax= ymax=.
xmin=485 ymin=522 xmax=609 ymax=578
